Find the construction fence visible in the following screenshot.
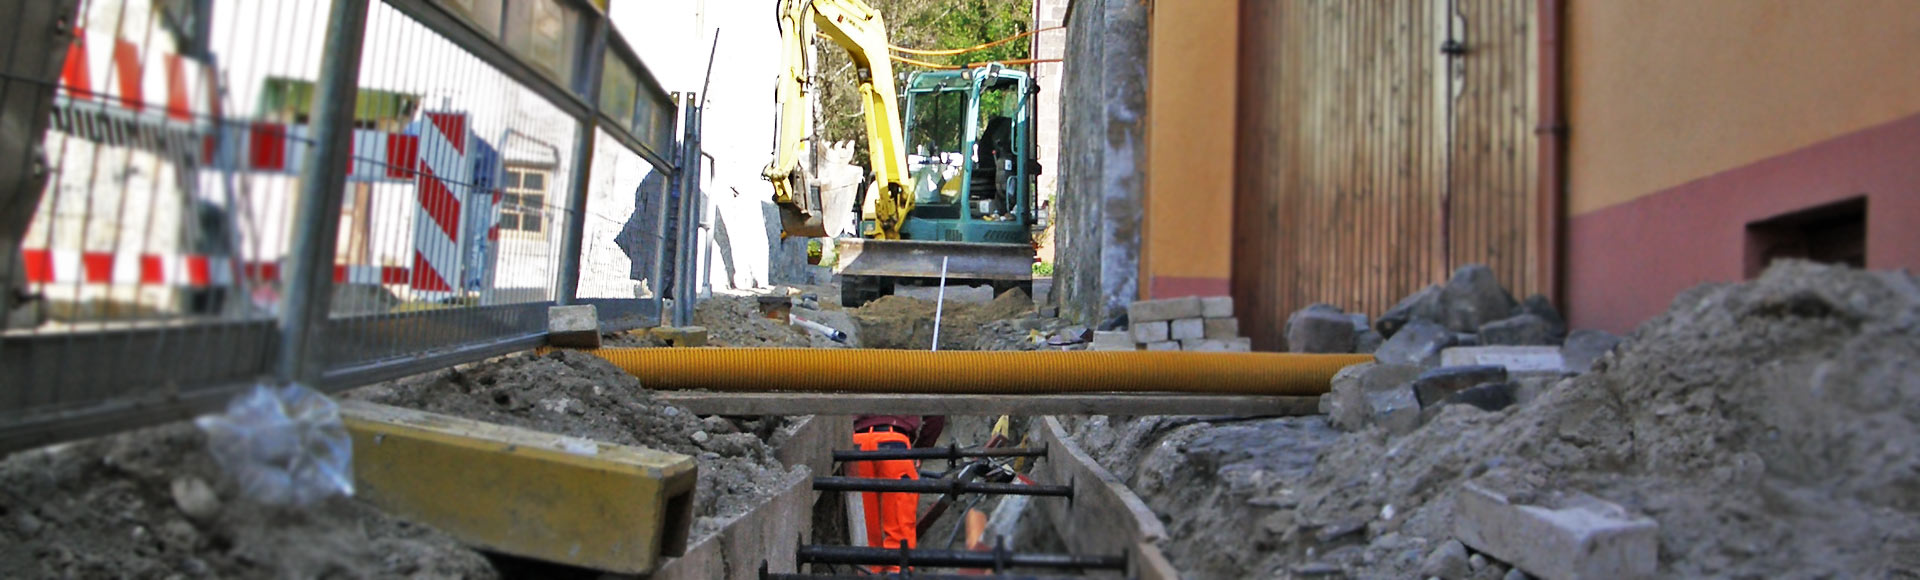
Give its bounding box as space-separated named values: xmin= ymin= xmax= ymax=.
xmin=0 ymin=0 xmax=708 ymax=452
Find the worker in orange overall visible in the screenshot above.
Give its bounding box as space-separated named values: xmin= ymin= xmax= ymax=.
xmin=847 ymin=414 xmax=945 ymax=569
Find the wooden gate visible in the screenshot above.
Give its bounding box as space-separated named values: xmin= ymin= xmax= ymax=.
xmin=1233 ymin=0 xmax=1540 ymax=350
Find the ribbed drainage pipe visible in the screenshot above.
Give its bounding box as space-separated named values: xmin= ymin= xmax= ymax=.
xmin=560 ymin=348 xmax=1373 ymax=396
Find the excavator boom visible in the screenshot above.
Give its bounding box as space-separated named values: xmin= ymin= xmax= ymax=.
xmin=765 ymin=0 xmax=913 ymax=240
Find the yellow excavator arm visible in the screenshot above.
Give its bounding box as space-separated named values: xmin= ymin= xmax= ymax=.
xmin=764 ymin=0 xmax=913 ymax=240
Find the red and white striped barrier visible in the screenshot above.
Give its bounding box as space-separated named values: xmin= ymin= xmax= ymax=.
xmin=408 ymin=112 xmax=475 ymax=294
xmin=37 ymin=30 xmax=505 ymax=298
xmin=18 ymin=249 xmax=410 ymax=288
xmin=58 ymin=28 xmax=217 ymax=124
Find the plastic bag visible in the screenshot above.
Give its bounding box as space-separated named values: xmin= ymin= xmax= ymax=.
xmin=195 ymin=383 xmax=354 ymax=506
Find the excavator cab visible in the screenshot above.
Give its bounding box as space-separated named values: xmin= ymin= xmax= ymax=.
xmin=886 ymin=65 xmax=1042 ymax=245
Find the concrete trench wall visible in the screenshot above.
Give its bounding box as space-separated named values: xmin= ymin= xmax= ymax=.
xmin=1051 ymin=0 xmax=1147 ymax=325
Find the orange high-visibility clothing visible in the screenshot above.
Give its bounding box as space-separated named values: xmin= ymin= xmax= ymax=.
xmin=848 ymin=429 xmax=919 ymax=571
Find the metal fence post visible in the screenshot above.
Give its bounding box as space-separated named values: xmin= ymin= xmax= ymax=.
xmin=673 ymin=98 xmax=703 ymax=325
xmin=279 ymin=0 xmax=371 ymax=385
xmin=554 ymin=16 xmax=609 ymax=307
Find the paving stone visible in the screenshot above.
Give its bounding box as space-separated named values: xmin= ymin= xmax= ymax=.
xmin=1200 ymin=295 xmax=1235 ymax=318
xmin=653 ymin=325 xmax=709 ymax=347
xmin=1180 ymin=339 xmax=1229 ymax=352
xmin=1413 ymin=365 xmax=1509 ymax=406
xmin=1129 ymin=296 xmax=1203 ymax=323
xmin=1561 ymin=329 xmax=1623 ymax=374
xmin=1132 ymin=320 xmax=1170 ymax=344
xmin=1170 ymin=317 xmax=1206 ymax=341
xmin=1203 ymin=317 xmax=1240 ymax=339
xmin=1454 ymin=481 xmax=1659 ymax=580
xmin=1511 ymin=375 xmax=1564 ymax=406
xmin=546 ymin=305 xmax=601 ymax=348
xmin=1419 ymin=539 xmax=1471 ymax=580
xmin=1378 ymin=284 xmax=1444 ymax=338
xmin=1144 ymin=340 xmax=1181 ymax=351
xmin=1091 ymin=331 xmax=1134 ymax=351
xmin=1479 ymin=314 xmax=1560 ymax=346
xmin=1354 ymin=329 xmax=1384 ymax=354
xmin=1440 ymin=346 xmax=1566 ymax=376
xmin=1444 ymin=382 xmax=1517 ymax=412
xmin=1519 ymin=294 xmax=1568 ymax=339
xmin=1327 ymin=363 xmax=1425 ymax=431
xmin=1375 ymin=319 xmax=1457 ymax=367
xmin=1092 ymin=330 xmax=1131 ymax=346
xmin=1286 ymin=307 xmax=1357 ymax=353
xmin=1440 ymin=264 xmax=1520 ymax=333
xmin=1366 ymin=384 xmax=1422 ymax=435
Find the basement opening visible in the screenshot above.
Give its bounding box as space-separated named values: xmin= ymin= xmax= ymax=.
xmin=1745 ymin=196 xmax=1867 ymax=277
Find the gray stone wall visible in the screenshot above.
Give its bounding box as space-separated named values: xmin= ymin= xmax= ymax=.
xmin=1051 ymin=0 xmax=1146 ymax=325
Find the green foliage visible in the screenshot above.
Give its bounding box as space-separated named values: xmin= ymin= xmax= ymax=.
xmin=814 ymin=0 xmax=1032 ymax=166
xmin=1032 ymin=261 xmax=1054 ymax=277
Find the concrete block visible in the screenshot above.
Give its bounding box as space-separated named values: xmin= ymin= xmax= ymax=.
xmin=1203 ymin=317 xmax=1240 ymax=339
xmin=341 ymin=401 xmax=697 ymax=574
xmin=1091 ymin=331 xmax=1133 ymax=350
xmin=1132 ymin=321 xmax=1170 ymax=344
xmin=547 ymin=305 xmax=601 ymax=348
xmin=1144 ymin=340 xmax=1180 ymax=351
xmin=1180 ymin=339 xmax=1228 ymax=352
xmin=1128 ymin=296 xmax=1203 ymax=323
xmin=1441 ymin=346 xmax=1566 ymax=377
xmin=1413 ymin=365 xmax=1509 ymax=406
xmin=1200 ymin=295 xmax=1235 ymax=318
xmin=1223 ymin=337 xmax=1253 ymax=352
xmin=1375 ymin=319 xmax=1456 ymax=367
xmin=1454 ymin=481 xmax=1658 ymax=580
xmin=1286 ymin=308 xmax=1357 ymax=353
xmin=653 ymin=326 xmax=709 ymax=347
xmin=1170 ymin=318 xmax=1206 ymax=341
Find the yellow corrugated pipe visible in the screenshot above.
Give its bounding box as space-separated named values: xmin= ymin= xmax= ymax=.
xmin=558 ymin=348 xmax=1373 ymax=396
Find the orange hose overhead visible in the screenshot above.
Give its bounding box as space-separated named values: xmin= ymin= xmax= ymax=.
xmin=563 ymin=348 xmax=1373 ymax=396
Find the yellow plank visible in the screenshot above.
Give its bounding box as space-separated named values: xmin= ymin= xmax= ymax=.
xmin=340 ymin=401 xmax=698 ymax=574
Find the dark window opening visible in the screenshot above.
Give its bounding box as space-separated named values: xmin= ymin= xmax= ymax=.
xmin=1745 ymin=196 xmax=1867 ymax=277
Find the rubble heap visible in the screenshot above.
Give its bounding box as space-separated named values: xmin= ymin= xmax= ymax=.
xmin=1071 ymin=261 xmax=1920 ymax=578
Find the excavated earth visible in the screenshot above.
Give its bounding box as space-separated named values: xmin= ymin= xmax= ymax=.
xmin=0 ymin=348 xmax=805 ymax=579
xmin=1072 ymin=261 xmax=1920 ymax=579
xmin=347 ymin=349 xmax=806 ymax=542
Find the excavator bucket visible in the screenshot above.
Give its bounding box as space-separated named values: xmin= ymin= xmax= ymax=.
xmin=834 ymin=238 xmax=1033 ymax=281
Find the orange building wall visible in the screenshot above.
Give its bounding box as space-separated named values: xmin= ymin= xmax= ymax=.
xmin=1562 ymin=0 xmax=1920 ymax=333
xmin=1565 ymin=0 xmax=1920 ymax=214
xmin=1140 ymin=0 xmax=1238 ymax=299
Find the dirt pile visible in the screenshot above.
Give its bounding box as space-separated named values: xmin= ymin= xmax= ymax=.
xmin=851 ymin=287 xmax=1034 ymax=350
xmin=349 ymin=350 xmax=806 ymax=540
xmin=1075 ymin=261 xmax=1920 ymax=578
xmin=694 ymin=294 xmax=855 ymax=348
xmin=0 ymin=423 xmax=494 ymax=579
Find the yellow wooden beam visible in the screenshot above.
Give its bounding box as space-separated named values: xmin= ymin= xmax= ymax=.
xmin=340 ymin=401 xmax=698 ymax=574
